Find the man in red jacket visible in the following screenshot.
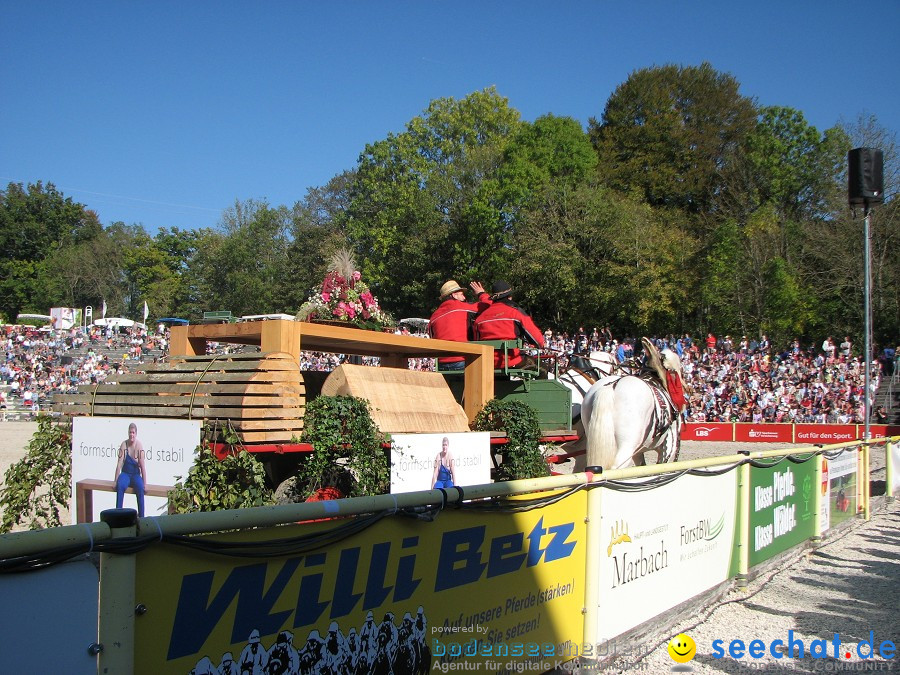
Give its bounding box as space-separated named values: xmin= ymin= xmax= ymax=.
xmin=428 ymin=279 xmax=492 ymax=371
xmin=473 ymin=281 xmax=545 ymax=369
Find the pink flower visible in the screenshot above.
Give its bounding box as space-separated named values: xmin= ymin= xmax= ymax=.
xmin=346 ymin=304 xmax=357 ymax=318
xmin=321 ymin=292 xmax=331 ymax=303
xmin=360 ymin=291 xmax=374 ymax=306
xmin=352 ymin=271 xmax=362 ymax=282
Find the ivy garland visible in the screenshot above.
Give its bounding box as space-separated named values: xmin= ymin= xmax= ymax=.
xmin=296 ymin=395 xmax=391 ymax=499
xmin=0 ymin=416 xmax=72 ymax=533
xmin=168 ymin=441 xmax=273 ymax=513
xmin=473 ymin=399 xmax=550 ymax=481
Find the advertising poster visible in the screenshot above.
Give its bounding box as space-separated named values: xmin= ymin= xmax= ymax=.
xmin=71 ymin=417 xmax=201 ymax=523
xmin=0 ymin=559 xmax=98 ymax=674
xmin=794 ymin=425 xmax=857 ymax=444
xmin=821 ymin=449 xmax=858 ymax=532
xmin=748 ymin=457 xmax=817 ymax=567
xmin=134 ymin=490 xmax=587 ymax=674
xmin=390 ymin=432 xmax=491 ymax=494
xmin=50 ymin=306 xmax=81 ymax=330
xmin=682 ymin=423 xmax=733 ymax=442
xmin=892 ymin=441 xmax=900 ymax=496
xmin=595 ymin=472 xmax=739 ymax=642
xmin=734 ymin=424 xmax=794 ymax=443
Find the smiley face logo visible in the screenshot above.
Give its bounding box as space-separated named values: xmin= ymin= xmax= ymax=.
xmin=667 ymin=633 xmax=696 ymax=663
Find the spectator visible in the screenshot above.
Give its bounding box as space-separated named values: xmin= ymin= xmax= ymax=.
xmin=472 ymin=281 xmax=545 ymax=370
xmin=427 ymin=279 xmax=491 ymax=371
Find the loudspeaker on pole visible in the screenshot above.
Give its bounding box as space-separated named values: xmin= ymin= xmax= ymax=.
xmin=848 ymin=148 xmax=884 ymax=206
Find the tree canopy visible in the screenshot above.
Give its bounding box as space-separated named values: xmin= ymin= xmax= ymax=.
xmin=2 ymin=65 xmax=896 ymax=347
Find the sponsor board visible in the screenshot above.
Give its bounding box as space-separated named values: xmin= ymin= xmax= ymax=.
xmin=71 ymin=417 xmax=200 ymax=523
xmin=596 ymin=472 xmax=739 ymax=642
xmin=0 ymin=559 xmax=98 ymax=674
xmin=794 ymin=425 xmax=857 ymax=443
xmin=892 ymin=441 xmax=900 ymax=496
xmin=734 ymin=424 xmax=794 ymax=443
xmin=821 ymin=449 xmax=858 ymax=532
xmin=683 ymin=423 xmax=733 ymax=442
xmin=134 ymin=489 xmax=586 ymax=673
xmin=390 ymin=432 xmax=490 ymax=494
xmin=749 ymin=457 xmax=817 ymax=566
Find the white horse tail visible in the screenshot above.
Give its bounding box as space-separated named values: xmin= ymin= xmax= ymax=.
xmin=585 ymin=380 xmax=618 ymax=470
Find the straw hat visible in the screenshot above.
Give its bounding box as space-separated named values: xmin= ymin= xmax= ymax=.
xmin=440 ymin=280 xmax=465 ymax=298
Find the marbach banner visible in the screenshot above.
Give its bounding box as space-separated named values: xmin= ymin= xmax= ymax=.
xmin=734 ymin=424 xmax=794 ymax=444
xmin=682 ymin=424 xmax=732 ymax=442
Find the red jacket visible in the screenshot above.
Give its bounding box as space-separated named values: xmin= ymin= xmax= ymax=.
xmin=473 ymin=299 xmax=545 ymax=367
xmin=428 ymin=293 xmax=492 ymax=365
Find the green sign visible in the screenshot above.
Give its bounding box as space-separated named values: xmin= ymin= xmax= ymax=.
xmin=748 ymin=457 xmax=817 ymax=567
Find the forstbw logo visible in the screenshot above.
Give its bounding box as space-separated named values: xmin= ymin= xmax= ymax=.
xmin=711 ymin=631 xmax=895 ymax=661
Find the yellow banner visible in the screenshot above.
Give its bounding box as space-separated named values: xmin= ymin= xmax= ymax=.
xmin=135 ymin=490 xmax=586 ymax=674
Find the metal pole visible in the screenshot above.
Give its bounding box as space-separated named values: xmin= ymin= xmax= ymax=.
xmin=864 ymin=205 xmax=872 ymax=441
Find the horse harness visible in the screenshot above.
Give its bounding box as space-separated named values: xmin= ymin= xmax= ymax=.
xmin=605 ymin=371 xmax=680 ymax=450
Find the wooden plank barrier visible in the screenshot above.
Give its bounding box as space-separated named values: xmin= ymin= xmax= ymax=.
xmin=75 ymin=478 xmax=173 ymax=523
xmin=53 ymin=352 xmax=306 ymax=444
xmin=320 ymin=363 xmax=471 ymax=433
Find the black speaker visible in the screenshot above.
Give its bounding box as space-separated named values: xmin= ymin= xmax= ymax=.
xmin=848 ymin=148 xmax=884 ymax=205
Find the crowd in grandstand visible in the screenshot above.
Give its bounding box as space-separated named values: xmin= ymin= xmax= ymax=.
xmin=1 ymin=322 xmax=896 ymax=425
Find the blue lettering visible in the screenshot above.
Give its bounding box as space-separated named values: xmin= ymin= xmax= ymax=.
xmin=770 ymin=639 xmax=783 ymax=659
xmin=748 ymin=640 xmax=765 ymax=658
xmin=433 ymin=639 xmax=445 ymax=656
xmin=487 ymin=532 xmax=524 ymax=578
xmin=544 ymin=522 xmax=577 ymax=562
xmin=434 ymin=526 xmax=486 ymax=591
xmin=711 ymin=639 xmax=724 ymax=658
xmin=880 ymin=641 xmax=895 ymax=659
xmin=857 ymin=631 xmax=875 ymax=659
xmin=331 ymin=547 xmax=363 ymax=617
xmin=393 ymin=536 xmax=422 ymax=601
xmin=293 ymin=554 xmax=328 ymax=627
xmin=363 ymin=542 xmax=393 ymax=608
xmin=788 ymin=630 xmax=804 ymax=658
xmin=167 ymin=559 xmax=299 ymax=661
xmin=729 ymin=639 xmax=745 ymax=658
xmin=526 ymin=518 xmax=546 ymax=566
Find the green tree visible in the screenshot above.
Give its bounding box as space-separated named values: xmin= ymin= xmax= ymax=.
xmin=286 ymin=173 xmax=355 ymax=311
xmin=194 ymin=200 xmax=292 ymax=317
xmin=590 ymin=63 xmax=758 ymax=217
xmin=0 ymin=181 xmax=102 ymax=319
xmin=345 ymin=87 xmax=522 ymax=317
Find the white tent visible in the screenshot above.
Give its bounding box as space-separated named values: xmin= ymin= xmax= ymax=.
xmin=93 ymin=317 xmax=148 ymax=330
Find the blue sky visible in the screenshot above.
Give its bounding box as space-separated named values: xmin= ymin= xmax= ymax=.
xmin=2 ymin=1 xmax=898 ymax=233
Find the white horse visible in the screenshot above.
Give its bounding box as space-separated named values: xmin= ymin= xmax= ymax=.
xmin=551 ymin=351 xmax=620 ymax=417
xmin=580 ymin=343 xmax=686 ymax=471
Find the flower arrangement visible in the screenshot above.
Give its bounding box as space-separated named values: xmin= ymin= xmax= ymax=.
xmin=296 ymin=250 xmax=393 ymax=331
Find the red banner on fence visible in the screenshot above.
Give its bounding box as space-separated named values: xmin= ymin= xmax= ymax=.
xmin=735 ymin=424 xmax=795 ymax=443
xmin=858 ymin=425 xmax=900 ymax=439
xmin=683 ymin=423 xmax=733 ymax=441
xmin=794 ymin=425 xmax=857 ymax=444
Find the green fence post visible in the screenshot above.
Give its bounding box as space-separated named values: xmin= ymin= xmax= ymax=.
xmin=98 ymin=509 xmax=138 ymax=675
xmin=736 ymin=461 xmax=750 ymax=590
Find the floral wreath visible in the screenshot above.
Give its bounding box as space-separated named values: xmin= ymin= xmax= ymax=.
xmin=296 ymin=250 xmax=393 ymax=331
